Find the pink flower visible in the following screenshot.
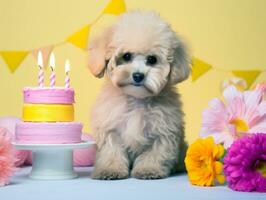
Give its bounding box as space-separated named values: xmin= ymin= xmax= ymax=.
xmin=0 ymin=127 xmax=17 ymax=186
xmin=0 ymin=117 xmax=29 ymax=167
xmin=224 ymin=134 xmax=266 ymax=192
xmin=200 ymin=85 xmax=266 ymax=149
xmin=256 ymin=82 xmax=266 ymax=100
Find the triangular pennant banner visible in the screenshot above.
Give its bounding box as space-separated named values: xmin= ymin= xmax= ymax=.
xmin=32 ymin=45 xmax=54 ymax=69
xmin=191 ymin=57 xmax=212 ymax=81
xmin=66 ymin=25 xmax=90 ymax=49
xmin=232 ymin=70 xmax=261 ymax=88
xmin=103 ymin=0 xmax=126 ymax=15
xmin=0 ymin=51 xmax=29 ymax=73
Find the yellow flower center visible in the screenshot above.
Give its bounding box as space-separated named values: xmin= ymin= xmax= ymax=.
xmin=256 ymin=160 xmax=266 ymax=178
xmin=230 ymin=118 xmax=249 ymax=132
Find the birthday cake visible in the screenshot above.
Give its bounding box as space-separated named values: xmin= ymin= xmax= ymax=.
xmin=15 ymin=87 xmax=82 ymax=144
xmin=15 ymin=52 xmax=83 ymax=144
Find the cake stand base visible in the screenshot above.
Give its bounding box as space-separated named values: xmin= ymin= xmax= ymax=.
xmin=13 ymin=141 xmax=95 ymax=180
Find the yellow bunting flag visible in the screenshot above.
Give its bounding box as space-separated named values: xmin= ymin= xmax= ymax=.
xmin=0 ymin=51 xmax=29 ymax=73
xmin=103 ymin=0 xmax=126 ymax=15
xmin=191 ymin=57 xmax=212 ymax=81
xmin=66 ymin=25 xmax=90 ymax=49
xmin=32 ymin=45 xmax=54 ymax=69
xmin=232 ymin=70 xmax=261 ymax=88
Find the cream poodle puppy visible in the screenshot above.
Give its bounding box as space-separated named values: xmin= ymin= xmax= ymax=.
xmin=88 ymin=11 xmax=191 ymax=180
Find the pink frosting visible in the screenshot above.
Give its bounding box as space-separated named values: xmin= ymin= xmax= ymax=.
xmin=15 ymin=122 xmax=82 ymax=144
xmin=23 ymin=87 xmax=75 ymax=104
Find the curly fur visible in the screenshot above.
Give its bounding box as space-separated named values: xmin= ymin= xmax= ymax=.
xmin=88 ymin=11 xmax=191 ymax=180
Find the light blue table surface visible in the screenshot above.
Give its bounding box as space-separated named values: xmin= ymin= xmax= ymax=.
xmin=0 ymin=167 xmax=265 ymax=200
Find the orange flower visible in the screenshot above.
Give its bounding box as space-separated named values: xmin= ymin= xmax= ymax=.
xmin=185 ymin=137 xmax=225 ymax=186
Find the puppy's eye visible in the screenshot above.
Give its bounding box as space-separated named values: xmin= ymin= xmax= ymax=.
xmin=122 ymin=52 xmax=132 ymax=62
xmin=146 ymin=55 xmax=157 ymax=66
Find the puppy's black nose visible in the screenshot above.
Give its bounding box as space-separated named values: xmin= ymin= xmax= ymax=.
xmin=132 ymin=72 xmax=145 ymax=83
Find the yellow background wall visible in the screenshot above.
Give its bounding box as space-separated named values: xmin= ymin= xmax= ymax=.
xmin=0 ymin=0 xmax=265 ymax=144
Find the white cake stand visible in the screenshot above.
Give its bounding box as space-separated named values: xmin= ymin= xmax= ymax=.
xmin=13 ymin=141 xmax=95 ymax=180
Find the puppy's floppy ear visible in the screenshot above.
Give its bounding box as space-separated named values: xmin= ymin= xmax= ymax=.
xmin=88 ymin=27 xmax=113 ymax=78
xmin=169 ymin=37 xmax=191 ymax=84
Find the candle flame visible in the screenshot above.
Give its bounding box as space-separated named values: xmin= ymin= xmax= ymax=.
xmin=50 ymin=52 xmax=55 ymax=70
xmin=65 ymin=60 xmax=70 ymax=74
xmin=37 ymin=51 xmax=43 ymax=68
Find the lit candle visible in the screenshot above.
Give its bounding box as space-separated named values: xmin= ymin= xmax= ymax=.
xmin=65 ymin=60 xmax=70 ymax=88
xmin=37 ymin=51 xmax=44 ymax=87
xmin=49 ymin=52 xmax=56 ymax=87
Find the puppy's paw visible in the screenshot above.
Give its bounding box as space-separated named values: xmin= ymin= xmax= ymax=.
xmin=131 ymin=166 xmax=169 ymax=180
xmin=92 ymin=168 xmax=129 ymax=180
